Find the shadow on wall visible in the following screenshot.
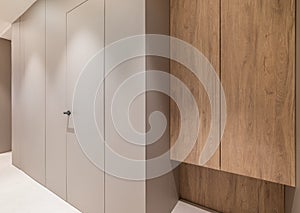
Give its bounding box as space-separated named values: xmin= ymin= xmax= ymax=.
xmin=0 ymin=38 xmax=11 ymax=154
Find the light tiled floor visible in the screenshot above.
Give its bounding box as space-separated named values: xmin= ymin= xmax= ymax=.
xmin=172 ymin=201 xmax=215 ymax=213
xmin=0 ymin=152 xmax=214 ymax=213
xmin=0 ymin=152 xmax=80 ymax=213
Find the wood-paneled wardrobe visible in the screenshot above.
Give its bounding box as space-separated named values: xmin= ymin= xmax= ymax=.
xmin=170 ymin=0 xmax=298 ymax=212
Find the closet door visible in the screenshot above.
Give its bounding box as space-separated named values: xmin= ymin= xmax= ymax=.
xmin=45 ymin=0 xmax=95 ymax=200
xmin=12 ymin=0 xmax=46 ymax=185
xmin=221 ymin=0 xmax=295 ymax=186
xmin=66 ymin=0 xmax=105 ymax=212
xmin=105 ymin=0 xmax=146 ymax=212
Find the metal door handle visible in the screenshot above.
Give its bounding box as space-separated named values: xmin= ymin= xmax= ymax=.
xmin=63 ymin=110 xmax=71 ymax=116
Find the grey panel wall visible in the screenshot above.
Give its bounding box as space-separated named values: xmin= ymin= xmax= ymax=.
xmin=12 ymin=0 xmax=46 ymax=185
xmin=66 ymin=0 xmax=105 ymax=212
xmin=45 ymin=0 xmax=91 ymax=200
xmin=146 ymin=0 xmax=179 ymax=212
xmin=12 ymin=0 xmax=180 ymax=212
xmin=0 ymin=38 xmax=11 ymax=154
xmin=11 ymin=21 xmax=21 ymax=167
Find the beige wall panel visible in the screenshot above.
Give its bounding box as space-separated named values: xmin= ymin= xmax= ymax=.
xmin=66 ymin=0 xmax=104 ymax=212
xmin=105 ymin=0 xmax=146 ymax=212
xmin=221 ymin=0 xmax=295 ymax=186
xmin=45 ymin=0 xmax=90 ymax=200
xmin=13 ymin=0 xmax=46 ymax=185
xmin=146 ymin=0 xmax=180 ymax=212
xmin=11 ymin=21 xmax=21 ymax=168
xmin=0 ymin=38 xmax=11 ymax=154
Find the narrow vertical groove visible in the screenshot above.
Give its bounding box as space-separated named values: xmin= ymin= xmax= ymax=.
xmin=294 ymin=1 xmax=300 ymax=188
xmin=65 ymin=11 xmax=68 ymax=202
xmin=219 ymin=0 xmax=222 ymax=170
xmin=103 ymin=0 xmax=106 ymax=211
xmin=294 ymin=0 xmax=297 ymax=187
xmin=145 ymin=1 xmax=148 ymax=212
xmin=44 ymin=0 xmax=47 ymax=187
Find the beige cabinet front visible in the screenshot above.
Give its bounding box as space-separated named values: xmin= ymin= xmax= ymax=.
xmin=66 ymin=0 xmax=105 ymax=212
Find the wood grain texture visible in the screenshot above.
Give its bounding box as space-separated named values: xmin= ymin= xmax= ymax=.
xmin=170 ymin=0 xmax=220 ymax=169
xmin=180 ymin=163 xmax=285 ymax=213
xmin=221 ymin=0 xmax=296 ymax=186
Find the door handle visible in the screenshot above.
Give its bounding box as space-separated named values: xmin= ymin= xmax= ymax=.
xmin=63 ymin=110 xmax=71 ymax=116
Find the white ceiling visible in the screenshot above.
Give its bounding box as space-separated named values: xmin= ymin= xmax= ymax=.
xmin=0 ymin=0 xmax=37 ymax=40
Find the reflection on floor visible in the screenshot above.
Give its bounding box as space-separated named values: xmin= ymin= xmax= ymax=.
xmin=172 ymin=201 xmax=215 ymax=213
xmin=0 ymin=152 xmax=80 ymax=213
xmin=0 ymin=152 xmax=215 ymax=213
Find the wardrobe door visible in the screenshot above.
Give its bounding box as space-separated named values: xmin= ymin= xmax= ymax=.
xmin=45 ymin=0 xmax=94 ymax=200
xmin=66 ymin=0 xmax=105 ymax=212
xmin=105 ymin=0 xmax=146 ymax=212
xmin=221 ymin=0 xmax=295 ymax=186
xmin=11 ymin=21 xmax=21 ymax=168
xmin=12 ymin=0 xmax=46 ymax=185
xmin=170 ymin=0 xmax=220 ymax=169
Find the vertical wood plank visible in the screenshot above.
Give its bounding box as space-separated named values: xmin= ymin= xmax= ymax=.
xmin=180 ymin=163 xmax=285 ymax=213
xmin=170 ymin=0 xmax=220 ymax=169
xmin=221 ymin=0 xmax=295 ymax=186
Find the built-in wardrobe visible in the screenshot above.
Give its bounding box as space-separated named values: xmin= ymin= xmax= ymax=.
xmin=12 ymin=0 xmax=177 ymax=213
xmin=170 ymin=0 xmax=299 ymax=212
xmin=11 ymin=0 xmax=300 ymax=212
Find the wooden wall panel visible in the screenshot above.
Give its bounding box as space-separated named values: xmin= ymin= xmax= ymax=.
xmin=285 ymin=0 xmax=300 ymax=212
xmin=170 ymin=0 xmax=220 ymax=169
xmin=221 ymin=0 xmax=295 ymax=186
xmin=180 ymin=163 xmax=284 ymax=213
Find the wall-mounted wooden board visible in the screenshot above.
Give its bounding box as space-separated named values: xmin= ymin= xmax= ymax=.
xmin=180 ymin=163 xmax=284 ymax=213
xmin=170 ymin=0 xmax=220 ymax=170
xmin=221 ymin=0 xmax=295 ymax=186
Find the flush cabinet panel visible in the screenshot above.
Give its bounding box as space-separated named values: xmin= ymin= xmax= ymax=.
xmin=170 ymin=0 xmax=220 ymax=169
xmin=66 ymin=0 xmax=105 ymax=212
xmin=12 ymin=21 xmax=21 ymax=168
xmin=221 ymin=0 xmax=295 ymax=186
xmin=45 ymin=0 xmax=87 ymax=200
xmin=105 ymin=0 xmax=146 ymax=212
xmin=12 ymin=0 xmax=46 ymax=185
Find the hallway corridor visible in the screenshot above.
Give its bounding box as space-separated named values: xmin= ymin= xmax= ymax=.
xmin=0 ymin=152 xmax=80 ymax=213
